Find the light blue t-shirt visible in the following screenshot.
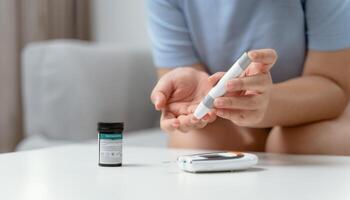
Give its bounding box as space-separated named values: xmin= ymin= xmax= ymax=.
xmin=147 ymin=0 xmax=350 ymax=83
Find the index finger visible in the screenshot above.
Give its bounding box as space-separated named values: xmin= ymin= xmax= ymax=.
xmin=226 ymin=73 xmax=271 ymax=92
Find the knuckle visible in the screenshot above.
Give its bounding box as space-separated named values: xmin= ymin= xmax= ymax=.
xmin=179 ymin=106 xmax=188 ymax=115
xmin=248 ymin=100 xmax=257 ymax=109
xmin=238 ymin=113 xmax=246 ymax=121
xmin=247 ymin=96 xmax=259 ymax=108
xmin=233 ymin=111 xmax=255 ymax=126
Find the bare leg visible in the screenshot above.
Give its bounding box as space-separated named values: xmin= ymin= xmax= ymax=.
xmin=168 ymin=117 xmax=270 ymax=152
xmin=266 ymin=103 xmax=350 ymax=155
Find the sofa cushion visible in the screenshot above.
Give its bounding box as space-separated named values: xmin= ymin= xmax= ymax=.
xmin=21 ymin=40 xmax=158 ymax=142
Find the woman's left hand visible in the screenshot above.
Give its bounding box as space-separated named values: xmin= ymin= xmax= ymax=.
xmin=210 ymin=49 xmax=278 ymax=127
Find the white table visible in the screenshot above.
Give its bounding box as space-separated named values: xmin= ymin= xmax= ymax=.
xmin=1 ymin=144 xmax=350 ymax=200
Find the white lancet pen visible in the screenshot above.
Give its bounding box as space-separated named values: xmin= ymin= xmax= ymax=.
xmin=194 ymin=52 xmax=252 ymax=119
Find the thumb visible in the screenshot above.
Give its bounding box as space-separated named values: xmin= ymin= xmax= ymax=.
xmin=247 ymin=49 xmax=277 ymax=73
xmin=208 ymin=72 xmax=225 ymax=87
xmin=150 ymin=77 xmax=173 ymax=110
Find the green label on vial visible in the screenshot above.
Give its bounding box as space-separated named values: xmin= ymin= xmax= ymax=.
xmin=99 ymin=133 xmax=122 ymax=140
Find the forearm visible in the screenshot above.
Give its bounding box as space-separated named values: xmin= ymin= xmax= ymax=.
xmin=257 ymin=75 xmax=348 ymax=127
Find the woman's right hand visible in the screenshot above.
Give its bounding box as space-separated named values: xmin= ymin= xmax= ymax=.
xmin=150 ymin=67 xmax=217 ymax=133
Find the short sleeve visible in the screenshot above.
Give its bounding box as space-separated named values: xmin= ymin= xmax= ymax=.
xmin=304 ymin=0 xmax=350 ymax=51
xmin=147 ymin=0 xmax=200 ymax=68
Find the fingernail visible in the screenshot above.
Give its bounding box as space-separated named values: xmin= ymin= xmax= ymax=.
xmin=249 ymin=52 xmax=258 ymax=59
xmin=155 ymin=97 xmax=163 ymax=110
xmin=155 ymin=96 xmax=161 ymax=105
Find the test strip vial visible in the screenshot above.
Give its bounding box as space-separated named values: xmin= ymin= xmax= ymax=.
xmin=98 ymin=122 xmax=123 ymax=167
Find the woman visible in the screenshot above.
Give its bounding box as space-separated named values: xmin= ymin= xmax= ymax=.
xmin=147 ymin=0 xmax=350 ymax=155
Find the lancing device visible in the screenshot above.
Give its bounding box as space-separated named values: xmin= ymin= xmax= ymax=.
xmin=194 ymin=52 xmax=252 ymax=119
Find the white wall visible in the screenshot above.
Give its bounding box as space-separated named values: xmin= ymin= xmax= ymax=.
xmin=91 ymin=0 xmax=151 ymax=49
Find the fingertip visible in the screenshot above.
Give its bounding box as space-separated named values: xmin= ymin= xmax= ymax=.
xmin=208 ymin=111 xmax=215 ymax=117
xmin=152 ymin=94 xmax=160 ymax=109
xmin=207 ymin=112 xmax=216 ymax=123
xmin=154 ymin=91 xmax=169 ymax=110
xmin=155 ymin=104 xmax=161 ymax=111
xmin=208 ymin=72 xmax=225 ymax=86
xmin=156 ymin=96 xmax=163 ymax=109
xmin=208 ymin=76 xmax=216 ymax=86
xmin=248 ymin=49 xmax=277 ymax=67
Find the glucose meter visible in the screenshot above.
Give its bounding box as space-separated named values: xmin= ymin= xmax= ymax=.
xmin=177 ymin=152 xmax=258 ymax=173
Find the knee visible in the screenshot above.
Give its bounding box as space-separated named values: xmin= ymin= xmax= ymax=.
xmin=265 ymin=126 xmax=316 ymax=154
xmin=265 ymin=126 xmax=289 ymax=154
xmin=266 ymin=123 xmax=350 ymax=155
xmin=266 ymin=103 xmax=350 ymax=155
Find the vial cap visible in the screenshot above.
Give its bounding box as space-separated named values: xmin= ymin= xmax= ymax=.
xmin=98 ymin=122 xmax=124 ymax=132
